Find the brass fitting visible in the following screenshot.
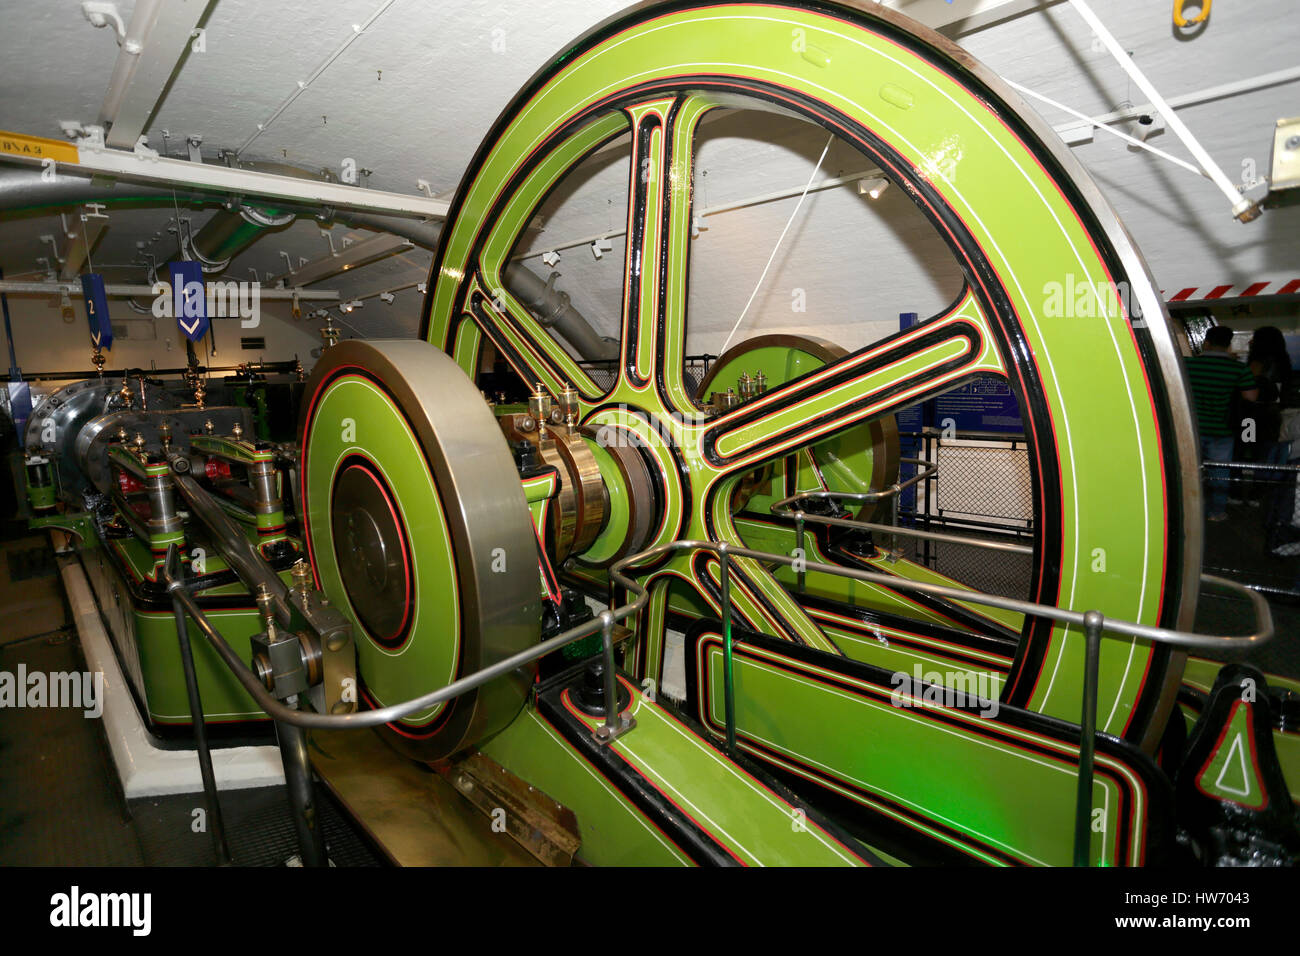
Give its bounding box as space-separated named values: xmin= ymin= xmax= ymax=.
xmin=528 ymin=383 xmax=553 ymax=442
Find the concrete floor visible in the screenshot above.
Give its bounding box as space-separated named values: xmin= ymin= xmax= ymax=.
xmin=0 ymin=528 xmax=70 ymax=647
xmin=0 ymin=521 xmax=379 ymax=866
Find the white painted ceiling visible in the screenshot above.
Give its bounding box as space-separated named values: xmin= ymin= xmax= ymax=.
xmin=0 ymin=0 xmax=1296 ymax=355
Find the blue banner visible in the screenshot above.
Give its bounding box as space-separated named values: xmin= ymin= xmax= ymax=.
xmin=169 ymin=261 xmax=209 ymax=342
xmin=8 ymin=380 xmax=32 ymax=433
xmin=80 ymin=273 xmax=112 ymax=350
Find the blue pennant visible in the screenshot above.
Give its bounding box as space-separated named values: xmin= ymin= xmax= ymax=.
xmin=81 ymin=273 xmax=112 ymax=350
xmin=170 ymin=261 xmax=210 ymax=342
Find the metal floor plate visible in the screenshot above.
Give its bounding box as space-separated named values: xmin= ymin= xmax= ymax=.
xmin=309 ymin=728 xmax=540 ymax=867
xmin=129 ymin=785 xmax=382 ymax=867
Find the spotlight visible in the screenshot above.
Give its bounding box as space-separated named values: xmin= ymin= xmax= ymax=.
xmin=859 ymin=177 xmax=889 ymax=199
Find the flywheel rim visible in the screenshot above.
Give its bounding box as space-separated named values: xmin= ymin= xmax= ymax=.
xmin=420 ymin=0 xmax=1198 ymax=748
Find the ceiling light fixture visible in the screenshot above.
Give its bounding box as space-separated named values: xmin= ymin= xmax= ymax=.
xmin=858 ymin=177 xmax=889 ymax=199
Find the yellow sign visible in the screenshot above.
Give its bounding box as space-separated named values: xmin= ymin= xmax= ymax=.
xmin=0 ymin=129 xmax=80 ymax=165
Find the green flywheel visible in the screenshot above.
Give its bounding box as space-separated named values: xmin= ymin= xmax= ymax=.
xmin=300 ymin=339 xmax=540 ymax=761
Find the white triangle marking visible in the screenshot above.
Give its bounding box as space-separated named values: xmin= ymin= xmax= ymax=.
xmin=1213 ymin=732 xmax=1252 ymax=798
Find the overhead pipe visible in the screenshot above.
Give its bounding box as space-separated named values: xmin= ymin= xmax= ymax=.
xmin=183 ymin=159 xmax=321 ymax=272
xmin=501 ymin=260 xmax=618 ymax=362
xmin=0 ymin=167 xmax=185 ymax=212
xmin=186 ymin=200 xmax=297 ymax=272
xmin=0 ymin=166 xmax=615 ymax=361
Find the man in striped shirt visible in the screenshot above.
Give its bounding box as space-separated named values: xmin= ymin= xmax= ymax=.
xmin=1185 ymin=325 xmax=1258 ymax=521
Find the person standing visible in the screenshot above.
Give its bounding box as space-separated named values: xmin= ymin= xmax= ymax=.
xmin=1185 ymin=325 xmax=1258 ymax=522
xmin=1244 ymin=326 xmax=1299 ymax=548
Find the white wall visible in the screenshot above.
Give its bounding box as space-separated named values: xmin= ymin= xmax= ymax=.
xmin=0 ymin=295 xmax=321 ymax=379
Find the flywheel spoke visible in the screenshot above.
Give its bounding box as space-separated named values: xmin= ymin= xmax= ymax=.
xmin=698 ymin=286 xmax=1003 ymax=475
xmin=616 ymin=94 xmax=719 ymax=410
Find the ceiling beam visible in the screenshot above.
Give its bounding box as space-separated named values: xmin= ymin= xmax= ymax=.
xmin=57 ymin=213 xmax=109 ymax=281
xmin=266 ymin=232 xmax=415 ymax=287
xmin=100 ymin=0 xmax=211 ymax=149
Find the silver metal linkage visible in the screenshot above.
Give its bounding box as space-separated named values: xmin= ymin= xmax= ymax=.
xmin=593 ymin=610 xmax=636 ymax=745
xmin=1073 ymin=610 xmax=1104 ymax=867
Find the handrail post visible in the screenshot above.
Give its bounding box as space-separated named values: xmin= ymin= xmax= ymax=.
xmin=719 ymin=543 xmax=737 ymax=755
xmin=165 ymin=544 xmax=232 ymax=866
xmin=794 ymin=512 xmax=806 ymax=594
xmin=890 ymin=486 xmax=901 ymax=555
xmin=593 ymin=609 xmax=636 ymax=744
xmin=276 ymin=703 xmax=329 ymax=867
xmin=600 ymin=610 xmax=619 ymax=736
xmin=1073 ymin=609 xmax=1104 ymax=867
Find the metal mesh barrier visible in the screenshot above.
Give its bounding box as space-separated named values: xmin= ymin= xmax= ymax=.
xmin=1201 ymin=459 xmax=1300 ymax=600
xmin=580 ymin=363 xmax=618 ymax=392
xmin=898 ymin=431 xmax=1034 ymax=601
xmin=897 ymin=437 xmax=1300 ymax=604
xmin=896 ymin=533 xmax=1033 ymax=602
xmin=932 ymin=443 xmax=1033 ymax=525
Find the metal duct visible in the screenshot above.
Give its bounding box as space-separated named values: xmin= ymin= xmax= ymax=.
xmin=184 ymin=160 xmax=320 ymax=271
xmin=186 ymin=205 xmax=289 ymax=271
xmin=0 ymin=168 xmax=183 ymax=211
xmin=340 ymin=211 xmax=618 ymax=362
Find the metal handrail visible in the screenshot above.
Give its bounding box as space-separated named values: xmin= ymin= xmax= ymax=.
xmin=771 ymin=482 xmax=1031 ymax=594
xmin=770 ymin=493 xmax=1033 ymax=577
xmin=607 ymin=541 xmax=1272 ymax=867
xmin=1202 ymin=459 xmax=1300 ymax=473
xmin=165 ymin=532 xmax=1272 ymax=866
xmin=770 ymin=456 xmax=935 ymax=506
xmin=161 ymin=563 xmax=638 ymax=735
